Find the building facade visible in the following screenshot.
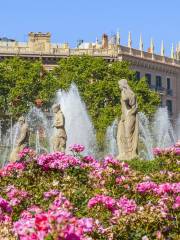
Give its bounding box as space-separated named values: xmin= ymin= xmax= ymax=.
xmin=0 ymin=32 xmax=180 ymax=119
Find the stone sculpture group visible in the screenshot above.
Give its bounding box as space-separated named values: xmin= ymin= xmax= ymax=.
xmin=9 ymin=103 xmax=67 ymax=162
xmin=9 ymin=79 xmax=138 ymax=162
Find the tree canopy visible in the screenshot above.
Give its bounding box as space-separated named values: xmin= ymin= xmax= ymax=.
xmin=0 ymin=57 xmax=57 ymax=118
xmin=0 ymin=56 xmax=160 ymax=144
xmin=53 ymin=56 xmax=160 ymax=144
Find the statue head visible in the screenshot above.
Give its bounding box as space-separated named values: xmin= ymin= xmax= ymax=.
xmin=118 ymin=79 xmax=129 ymax=90
xmin=18 ymin=116 xmax=25 ymax=126
xmin=52 ymin=103 xmax=61 ymax=113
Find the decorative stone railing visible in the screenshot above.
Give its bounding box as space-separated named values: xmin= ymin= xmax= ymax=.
xmin=119 ymin=46 xmax=180 ymax=67
xmin=0 ymin=45 xmax=180 ymax=67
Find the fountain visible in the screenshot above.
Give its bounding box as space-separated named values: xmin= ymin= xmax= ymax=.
xmin=174 ymin=113 xmax=180 ymax=141
xmin=0 ymin=107 xmax=52 ymax=166
xmin=105 ymin=119 xmax=118 ymax=156
xmin=27 ymin=106 xmax=52 ymax=153
xmin=106 ymin=107 xmax=176 ymax=160
xmin=0 ymin=84 xmax=97 ymax=166
xmin=138 ymin=112 xmax=154 ymax=160
xmin=56 ymin=84 xmax=97 ymax=155
xmin=0 ymin=123 xmax=20 ymax=166
xmin=1 ymin=82 xmax=179 ymax=165
xmin=152 ymin=108 xmax=175 ymax=148
xmin=35 ymin=130 xmax=41 ymax=154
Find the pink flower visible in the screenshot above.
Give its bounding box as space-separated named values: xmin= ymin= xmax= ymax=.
xmin=156 ymin=231 xmax=163 ymax=239
xmin=43 ymin=189 xmax=60 ymax=200
xmin=20 ymin=206 xmax=43 ymax=219
xmin=88 ymin=195 xmax=116 ymax=211
xmin=103 ymin=156 xmax=121 ymax=167
xmin=136 ymin=181 xmax=157 ymax=193
xmin=0 ymin=162 xmax=25 ymax=178
xmin=88 ymin=195 xmax=137 ymax=217
xmin=0 ymin=196 xmax=12 ymax=213
xmin=117 ymin=197 xmax=137 ymax=215
xmin=173 ymin=196 xmax=180 ymax=209
xmin=69 ymin=144 xmax=85 ymax=153
xmin=18 ymin=147 xmax=36 ymax=159
xmin=35 ymin=213 xmax=49 ymax=232
xmin=37 ymin=152 xmax=81 ymax=171
xmin=115 ymin=176 xmax=127 ymax=185
xmin=142 ymin=236 xmax=149 ymax=240
xmin=5 ymin=185 xmax=29 ymax=206
xmin=83 ymin=155 xmax=96 ymax=163
xmin=153 ymin=143 xmax=180 ymax=156
xmin=154 ymin=183 xmax=172 ymax=195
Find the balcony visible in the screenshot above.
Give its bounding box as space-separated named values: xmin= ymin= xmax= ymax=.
xmin=149 ymin=84 xmax=156 ymax=90
xmin=149 ymin=85 xmax=165 ymax=94
xmin=155 ymin=86 xmax=165 ymax=93
xmin=167 ymin=109 xmax=173 ymax=118
xmin=166 ymin=89 xmax=173 ymax=96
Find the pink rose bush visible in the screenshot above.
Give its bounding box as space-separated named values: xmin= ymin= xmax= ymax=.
xmin=43 ymin=189 xmax=60 ymax=200
xmin=0 ymin=162 xmax=25 ymax=178
xmin=13 ymin=192 xmax=105 ymax=240
xmin=5 ymin=185 xmax=29 ymax=206
xmin=69 ymin=144 xmax=85 ymax=153
xmin=37 ymin=152 xmax=82 ymax=171
xmin=173 ymin=196 xmax=180 ymax=209
xmin=18 ymin=147 xmax=32 ymax=158
xmin=0 ymin=144 xmax=179 ymax=239
xmin=0 ymin=197 xmax=12 ymax=224
xmin=153 ymin=141 xmax=180 ymax=157
xmin=0 ymin=197 xmax=12 ymax=214
xmin=88 ymin=194 xmax=137 ymax=224
xmin=136 ymin=181 xmax=180 ymax=196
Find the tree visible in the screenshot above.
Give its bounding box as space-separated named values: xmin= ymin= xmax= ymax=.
xmin=53 ymin=56 xmax=160 ymax=146
xmin=0 ymin=57 xmax=55 ymax=119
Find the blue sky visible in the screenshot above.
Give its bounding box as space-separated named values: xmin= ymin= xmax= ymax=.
xmin=0 ymin=0 xmax=179 ymax=55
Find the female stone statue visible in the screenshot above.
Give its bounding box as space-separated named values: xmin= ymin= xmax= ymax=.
xmin=52 ymin=103 xmax=67 ymax=152
xmin=9 ymin=116 xmax=29 ymax=162
xmin=116 ymin=79 xmax=138 ymax=160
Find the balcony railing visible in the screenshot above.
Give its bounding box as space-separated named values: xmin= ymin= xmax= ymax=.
xmin=156 ymin=86 xmax=165 ymax=93
xmin=166 ymin=89 xmax=173 ymax=96
xmin=149 ymin=84 xmax=156 ymax=90
xmin=168 ymin=111 xmax=173 ymax=117
xmin=150 ymin=85 xmax=173 ymax=96
xmin=149 ymin=85 xmax=165 ymax=93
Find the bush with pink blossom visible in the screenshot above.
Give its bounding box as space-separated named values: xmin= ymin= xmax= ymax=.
xmin=0 ymin=145 xmax=179 ymax=239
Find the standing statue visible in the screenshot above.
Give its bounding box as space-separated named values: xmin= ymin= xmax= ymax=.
xmin=52 ymin=103 xmax=67 ymax=152
xmin=9 ymin=116 xmax=30 ymax=162
xmin=116 ymin=79 xmax=138 ymax=160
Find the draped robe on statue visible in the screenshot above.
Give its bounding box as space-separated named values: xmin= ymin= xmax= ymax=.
xmin=117 ymin=80 xmax=138 ymax=160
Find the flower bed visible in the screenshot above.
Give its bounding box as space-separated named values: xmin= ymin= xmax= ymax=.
xmin=153 ymin=141 xmax=180 ymax=157
xmin=0 ymin=145 xmax=179 ymax=239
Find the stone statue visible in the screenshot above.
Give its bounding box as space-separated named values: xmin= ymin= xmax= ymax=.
xmin=52 ymin=103 xmax=67 ymax=152
xmin=9 ymin=116 xmax=30 ymax=162
xmin=116 ymin=79 xmax=138 ymax=160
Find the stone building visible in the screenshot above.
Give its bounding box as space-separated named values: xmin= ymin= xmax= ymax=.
xmin=0 ymin=32 xmax=180 ymax=120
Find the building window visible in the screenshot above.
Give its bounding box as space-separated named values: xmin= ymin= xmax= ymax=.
xmin=166 ymin=78 xmax=173 ymax=95
xmin=145 ymin=73 xmax=151 ymax=86
xmin=156 ymin=76 xmax=162 ymax=89
xmin=159 ymin=95 xmax=163 ymax=107
xmin=167 ymin=78 xmax=171 ymax=89
xmin=135 ymin=71 xmax=141 ymax=81
xmin=166 ymin=100 xmax=173 ymax=115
